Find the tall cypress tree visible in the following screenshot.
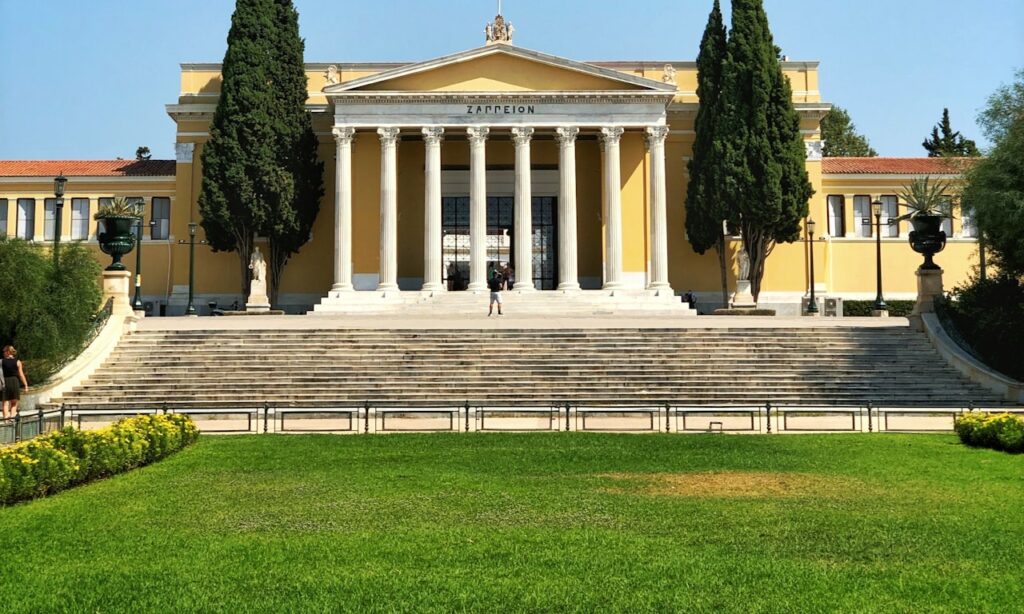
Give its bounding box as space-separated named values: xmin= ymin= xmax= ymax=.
xmin=719 ymin=0 xmax=813 ymax=301
xmin=199 ymin=0 xmax=323 ymax=306
xmin=264 ymin=0 xmax=324 ymax=306
xmin=686 ymin=0 xmax=732 ymax=307
xmin=923 ymin=108 xmax=981 ymax=157
xmin=199 ymin=0 xmax=278 ymax=298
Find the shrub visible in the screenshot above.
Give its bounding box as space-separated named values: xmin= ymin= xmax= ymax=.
xmin=954 ymin=412 xmax=1024 ymax=453
xmin=843 ymin=300 xmax=915 ymax=317
xmin=940 ymin=276 xmax=1024 ymax=380
xmin=0 ymin=414 xmax=198 ymax=505
xmin=0 ymin=239 xmax=103 ymax=383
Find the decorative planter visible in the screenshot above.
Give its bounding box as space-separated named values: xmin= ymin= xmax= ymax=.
xmin=96 ymin=215 xmax=138 ymax=271
xmin=909 ymin=214 xmax=947 ymax=270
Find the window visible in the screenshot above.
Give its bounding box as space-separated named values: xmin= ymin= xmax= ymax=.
xmin=853 ymin=196 xmax=872 ymax=237
xmin=16 ymin=198 xmax=35 ymax=240
xmin=940 ymin=197 xmax=953 ymax=236
xmin=151 ymin=197 xmax=170 ymax=240
xmin=879 ymin=195 xmax=899 ymax=238
xmin=0 ymin=199 xmax=7 ymax=238
xmin=961 ymin=207 xmax=977 ymax=238
xmin=71 ymin=198 xmax=90 ymax=240
xmin=827 ymin=195 xmax=845 ymax=237
xmin=44 ymin=198 xmax=58 ymax=241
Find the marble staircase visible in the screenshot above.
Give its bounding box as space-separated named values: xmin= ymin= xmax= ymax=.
xmin=49 ymin=326 xmax=1005 ymax=410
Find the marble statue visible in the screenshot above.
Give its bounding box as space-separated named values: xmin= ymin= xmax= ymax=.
xmin=662 ymin=64 xmax=677 ymax=85
xmin=246 ymin=247 xmax=269 ymax=312
xmin=737 ymin=249 xmax=751 ymax=281
xmin=325 ymin=65 xmax=339 ymax=86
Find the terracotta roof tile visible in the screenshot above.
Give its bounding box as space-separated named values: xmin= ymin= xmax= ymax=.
xmin=822 ymin=157 xmax=972 ymax=175
xmin=0 ymin=160 xmax=176 ymax=177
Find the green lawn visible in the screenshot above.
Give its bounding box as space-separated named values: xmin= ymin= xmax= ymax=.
xmin=1 ymin=434 xmax=1022 ymax=612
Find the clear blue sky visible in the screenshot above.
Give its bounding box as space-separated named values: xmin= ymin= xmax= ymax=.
xmin=1 ymin=0 xmax=1020 ymax=160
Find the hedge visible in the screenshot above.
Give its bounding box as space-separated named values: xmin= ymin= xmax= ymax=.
xmin=843 ymin=300 xmax=915 ymax=317
xmin=954 ymin=412 xmax=1024 ymax=454
xmin=0 ymin=414 xmax=199 ymax=505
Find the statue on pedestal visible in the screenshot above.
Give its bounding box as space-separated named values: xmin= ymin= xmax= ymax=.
xmin=737 ymin=249 xmax=751 ymax=281
xmin=246 ymin=247 xmax=270 ymax=312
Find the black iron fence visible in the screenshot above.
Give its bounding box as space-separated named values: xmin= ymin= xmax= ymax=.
xmin=1 ymin=401 xmax=1011 ymax=441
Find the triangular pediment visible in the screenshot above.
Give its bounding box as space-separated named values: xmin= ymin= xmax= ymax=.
xmin=325 ymin=44 xmax=674 ymax=94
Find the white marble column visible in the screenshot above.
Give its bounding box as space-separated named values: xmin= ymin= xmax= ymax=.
xmin=556 ymin=127 xmax=580 ymax=291
xmin=467 ymin=126 xmax=489 ymax=292
xmin=377 ymin=127 xmax=400 ymax=291
xmin=601 ymin=127 xmax=625 ymax=290
xmin=645 ymin=126 xmax=672 ymax=293
xmin=512 ymin=127 xmax=535 ymax=291
xmin=421 ymin=127 xmax=444 ymax=292
xmin=331 ymin=127 xmax=356 ymax=293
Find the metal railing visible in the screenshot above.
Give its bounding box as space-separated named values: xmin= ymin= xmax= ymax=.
xmin=33 ymin=400 xmax=1022 ymax=438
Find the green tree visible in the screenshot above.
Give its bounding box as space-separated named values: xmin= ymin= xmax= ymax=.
xmin=719 ymin=0 xmax=813 ymax=301
xmin=263 ymin=0 xmax=324 ymax=306
xmin=686 ymin=0 xmax=733 ymax=307
xmin=135 ymin=146 xmax=151 ymax=161
xmin=198 ymin=0 xmax=279 ymax=298
xmin=961 ymin=107 xmax=1024 ymax=277
xmin=922 ymin=108 xmax=981 ymax=157
xmin=820 ymin=106 xmax=877 ymax=157
xmin=977 ymin=68 xmax=1024 ymax=146
xmin=0 ymin=240 xmax=102 ymax=383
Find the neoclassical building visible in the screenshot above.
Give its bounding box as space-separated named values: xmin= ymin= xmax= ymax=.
xmin=0 ymin=18 xmax=981 ymax=315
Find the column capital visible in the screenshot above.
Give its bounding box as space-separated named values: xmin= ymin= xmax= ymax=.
xmin=466 ymin=126 xmax=490 ymax=144
xmin=421 ymin=126 xmax=445 ymax=145
xmin=332 ymin=126 xmax=356 ymax=144
xmin=600 ymin=126 xmax=625 ymax=145
xmin=555 ymin=126 xmax=580 ymax=145
xmin=644 ymin=126 xmax=669 ymax=148
xmin=511 ymin=126 xmax=535 ymax=146
xmin=377 ymin=127 xmax=401 ymax=145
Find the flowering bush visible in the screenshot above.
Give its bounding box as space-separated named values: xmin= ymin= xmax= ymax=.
xmin=0 ymin=414 xmax=198 ymax=505
xmin=954 ymin=412 xmax=1024 ymax=453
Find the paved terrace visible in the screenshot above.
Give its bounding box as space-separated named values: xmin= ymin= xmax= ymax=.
xmin=138 ymin=314 xmax=911 ymax=332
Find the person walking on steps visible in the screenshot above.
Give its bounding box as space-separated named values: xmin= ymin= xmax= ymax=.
xmin=2 ymin=345 xmax=28 ymax=420
xmin=488 ymin=271 xmax=504 ymax=316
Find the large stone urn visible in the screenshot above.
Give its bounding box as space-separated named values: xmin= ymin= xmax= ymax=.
xmin=908 ymin=214 xmax=947 ymax=270
xmin=97 ymin=215 xmax=138 ymax=271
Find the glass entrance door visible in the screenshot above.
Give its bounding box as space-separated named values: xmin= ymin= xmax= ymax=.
xmin=441 ymin=196 xmax=558 ymax=290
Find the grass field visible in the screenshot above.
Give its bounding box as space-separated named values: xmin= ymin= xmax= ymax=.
xmin=1 ymin=433 xmax=1022 ymax=612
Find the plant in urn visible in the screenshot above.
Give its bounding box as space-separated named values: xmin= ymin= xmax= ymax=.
xmin=94 ymin=197 xmax=142 ymax=271
xmin=894 ymin=176 xmax=954 ymax=270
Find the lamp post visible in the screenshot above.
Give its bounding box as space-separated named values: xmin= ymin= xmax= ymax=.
xmin=871 ymin=199 xmax=888 ymax=315
xmin=177 ymin=222 xmax=207 ymax=316
xmin=131 ymin=218 xmax=155 ymax=312
xmin=52 ymin=174 xmax=67 ymax=265
xmin=806 ymin=218 xmax=819 ymax=315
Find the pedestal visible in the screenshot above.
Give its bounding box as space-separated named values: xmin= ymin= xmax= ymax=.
xmin=246 ymin=286 xmax=271 ymax=313
xmin=732 ymin=280 xmax=756 ymax=309
xmin=909 ymin=267 xmax=944 ymax=330
xmin=102 ymin=270 xmax=134 ymax=317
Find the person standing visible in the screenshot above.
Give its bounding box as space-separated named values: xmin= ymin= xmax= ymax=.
xmin=2 ymin=345 xmax=28 ymax=420
xmin=487 ymin=271 xmax=504 ymax=316
xmin=502 ymin=263 xmax=515 ymax=291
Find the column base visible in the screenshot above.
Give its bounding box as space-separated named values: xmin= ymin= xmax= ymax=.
xmin=513 ymin=284 xmax=537 ymax=293
xmin=646 ymin=283 xmax=673 ymax=297
xmin=557 ymin=282 xmax=581 ymax=292
xmin=330 ymin=283 xmax=354 ymax=293
xmin=467 ymin=282 xmax=487 ymax=292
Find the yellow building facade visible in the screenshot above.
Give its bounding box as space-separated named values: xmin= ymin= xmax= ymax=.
xmin=0 ymin=34 xmax=982 ymax=315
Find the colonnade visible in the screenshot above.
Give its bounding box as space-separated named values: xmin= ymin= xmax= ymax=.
xmin=329 ymin=125 xmax=671 ymax=295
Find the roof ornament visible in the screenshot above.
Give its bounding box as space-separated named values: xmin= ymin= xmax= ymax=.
xmin=324 ymin=65 xmax=339 ymax=86
xmin=662 ymin=64 xmax=677 ymax=86
xmin=485 ymin=1 xmax=514 ymax=45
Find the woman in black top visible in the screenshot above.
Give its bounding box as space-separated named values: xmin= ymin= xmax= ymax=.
xmin=2 ymin=345 xmax=28 ymax=420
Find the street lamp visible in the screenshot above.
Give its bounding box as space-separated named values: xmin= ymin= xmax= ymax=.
xmin=806 ymin=218 xmax=819 ymax=315
xmin=53 ymin=174 xmax=67 ymax=264
xmin=177 ymin=222 xmax=207 ymax=316
xmin=131 ymin=217 xmax=155 ymax=312
xmin=871 ymin=199 xmax=888 ymax=315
